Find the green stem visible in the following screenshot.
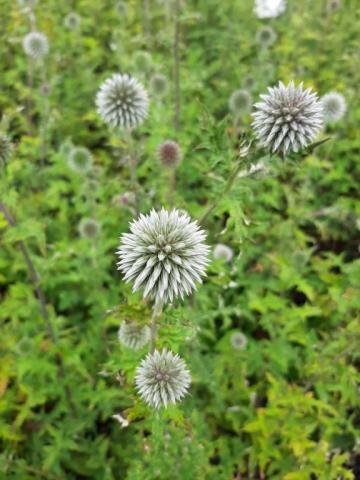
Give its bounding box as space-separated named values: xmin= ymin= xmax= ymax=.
xmin=150 ymin=300 xmax=163 ymax=353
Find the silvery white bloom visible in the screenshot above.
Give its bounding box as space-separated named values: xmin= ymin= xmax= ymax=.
xmin=229 ymin=89 xmax=252 ymax=115
xmin=231 ymin=332 xmax=247 ymax=350
xmin=135 ymin=349 xmax=191 ymax=408
xmin=64 ymin=12 xmax=81 ymax=30
xmin=23 ymin=32 xmax=49 ymax=60
xmin=0 ymin=133 xmax=13 ymax=167
xmin=252 ymin=81 xmax=323 ymax=155
xmin=254 ymin=0 xmax=286 ymax=18
xmin=213 ymin=244 xmax=233 ymax=262
xmin=96 ymin=73 xmax=149 ymax=129
xmin=118 ymin=321 xmax=150 ymax=350
xmin=117 ymin=208 xmax=209 ymax=305
xmin=68 ymin=146 xmax=93 ymax=173
xmin=320 ymin=92 xmax=346 ymax=123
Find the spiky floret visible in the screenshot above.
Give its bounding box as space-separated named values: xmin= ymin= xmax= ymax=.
xmin=68 ymin=146 xmax=93 ymax=173
xmin=118 ymin=321 xmax=150 ymax=350
xmin=252 ymin=81 xmax=323 ymax=155
xmin=256 ymin=25 xmax=277 ymax=48
xmin=117 ymin=208 xmax=209 ymax=305
xmin=320 ymin=92 xmax=346 ymax=123
xmin=23 ymin=32 xmax=49 ymax=60
xmin=213 ymin=244 xmax=233 ymax=262
xmin=79 ymin=218 xmax=101 ymax=239
xmin=96 ymin=73 xmax=149 ymax=129
xmin=229 ymin=89 xmax=252 ymax=115
xmin=254 ymin=0 xmax=286 ymax=18
xmin=135 ymin=349 xmax=191 ymax=408
xmin=231 ymin=332 xmax=248 ymax=350
xmin=0 ymin=133 xmax=13 ymax=168
xmin=157 ymin=140 xmax=182 ymax=167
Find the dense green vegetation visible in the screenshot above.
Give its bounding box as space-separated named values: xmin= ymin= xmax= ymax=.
xmin=1 ymin=0 xmax=359 ymax=478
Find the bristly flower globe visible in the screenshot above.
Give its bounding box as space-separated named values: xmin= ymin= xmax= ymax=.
xmin=256 ymin=25 xmax=277 ymax=48
xmin=231 ymin=332 xmax=248 ymax=351
xmin=68 ymin=146 xmax=93 ymax=173
xmin=0 ymin=133 xmax=13 ymax=168
xmin=96 ymin=73 xmax=149 ymax=129
xmin=117 ymin=208 xmax=209 ymax=305
xmin=23 ymin=32 xmax=49 ymax=60
xmin=252 ymin=81 xmax=323 ymax=156
xmin=254 ymin=0 xmax=286 ymax=18
xmin=320 ymin=92 xmax=347 ymax=123
xmin=118 ymin=321 xmax=150 ymax=350
xmin=157 ymin=140 xmax=182 ymax=167
xmin=229 ymin=89 xmax=252 ymax=115
xmin=79 ymin=218 xmax=101 ymax=239
xmin=135 ymin=349 xmax=191 ymax=408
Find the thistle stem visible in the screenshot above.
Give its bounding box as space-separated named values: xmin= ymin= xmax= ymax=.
xmin=124 ymin=130 xmax=140 ymax=215
xmin=150 ymin=300 xmax=163 ymax=353
xmin=199 ymin=161 xmax=243 ymax=225
xmin=173 ymin=0 xmax=181 ymax=132
xmin=0 ymin=201 xmax=77 ymax=416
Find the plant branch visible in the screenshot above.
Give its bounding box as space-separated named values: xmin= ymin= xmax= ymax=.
xmin=150 ymin=300 xmax=163 ymax=353
xmin=173 ymin=0 xmax=181 ymax=132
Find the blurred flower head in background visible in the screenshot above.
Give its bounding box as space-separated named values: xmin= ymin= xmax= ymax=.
xmin=135 ymin=349 xmax=191 ymax=408
xmin=23 ymin=32 xmax=49 ymax=60
xmin=150 ymin=73 xmax=169 ymax=98
xmin=256 ymin=25 xmax=277 ymax=48
xmin=229 ymin=89 xmax=252 ymax=115
xmin=157 ymin=140 xmax=182 ymax=167
xmin=96 ymin=73 xmax=149 ymax=129
xmin=64 ymin=12 xmax=81 ymax=30
xmin=118 ymin=321 xmax=150 ymax=350
xmin=231 ymin=332 xmax=248 ymax=350
xmin=132 ymin=51 xmax=152 ymax=74
xmin=321 ymin=92 xmax=347 ymax=123
xmin=252 ymin=81 xmax=323 ymax=155
xmin=68 ymin=146 xmax=93 ymax=173
xmin=79 ymin=218 xmax=101 ymax=239
xmin=254 ymin=0 xmax=286 ymax=18
xmin=213 ymin=244 xmax=234 ymax=262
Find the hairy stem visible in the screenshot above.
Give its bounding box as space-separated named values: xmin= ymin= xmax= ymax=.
xmin=125 ymin=130 xmax=140 ymax=215
xmin=0 ymin=201 xmax=76 ymax=416
xmin=199 ymin=161 xmax=243 ymax=225
xmin=150 ymin=301 xmax=163 ymax=353
xmin=173 ymin=0 xmax=181 ymax=132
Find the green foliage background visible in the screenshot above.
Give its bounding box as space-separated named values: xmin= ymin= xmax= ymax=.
xmin=0 ymin=0 xmax=359 ymax=478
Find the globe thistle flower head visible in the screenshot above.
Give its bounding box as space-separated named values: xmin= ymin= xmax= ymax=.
xmin=254 ymin=0 xmax=286 ymax=18
xmin=117 ymin=208 xmax=210 ymax=305
xmin=256 ymin=26 xmax=277 ymax=48
xmin=213 ymin=244 xmax=233 ymax=262
xmin=79 ymin=218 xmax=101 ymax=239
xmin=150 ymin=73 xmax=169 ymax=98
xmin=320 ymin=92 xmax=346 ymax=123
xmin=96 ymin=73 xmax=149 ymax=129
xmin=243 ymin=75 xmax=256 ymax=90
xmin=231 ymin=332 xmax=247 ymax=351
xmin=0 ymin=133 xmax=13 ymax=168
xmin=68 ymin=146 xmax=93 ymax=173
xmin=132 ymin=51 xmax=152 ymax=74
xmin=64 ymin=12 xmax=81 ymax=30
xmin=327 ymin=0 xmax=341 ymax=13
xmin=229 ymin=89 xmax=252 ymax=115
xmin=118 ymin=321 xmax=150 ymax=350
xmin=157 ymin=140 xmax=182 ymax=167
xmin=23 ymin=32 xmax=49 ymax=60
xmin=252 ymin=81 xmax=323 ymax=155
xmin=135 ymin=349 xmax=191 ymax=408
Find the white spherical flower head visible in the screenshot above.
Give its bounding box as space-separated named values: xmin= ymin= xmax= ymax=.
xmin=231 ymin=332 xmax=247 ymax=351
xmin=0 ymin=133 xmax=13 ymax=168
xmin=213 ymin=244 xmax=233 ymax=262
xmin=96 ymin=73 xmax=149 ymax=129
xmin=68 ymin=146 xmax=93 ymax=173
xmin=135 ymin=349 xmax=191 ymax=408
xmin=254 ymin=0 xmax=286 ymax=18
xmin=117 ymin=208 xmax=209 ymax=305
xmin=23 ymin=32 xmax=49 ymax=60
xmin=320 ymin=92 xmax=346 ymax=123
xmin=252 ymin=81 xmax=323 ymax=156
xmin=229 ymin=89 xmax=252 ymax=115
xmin=118 ymin=321 xmax=150 ymax=350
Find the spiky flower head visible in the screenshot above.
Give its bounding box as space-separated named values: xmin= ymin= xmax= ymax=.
xmin=64 ymin=12 xmax=81 ymax=30
xmin=252 ymin=81 xmax=323 ymax=155
xmin=229 ymin=89 xmax=252 ymax=115
xmin=231 ymin=332 xmax=248 ymax=351
xmin=256 ymin=25 xmax=277 ymax=48
xmin=23 ymin=32 xmax=49 ymax=60
xmin=79 ymin=218 xmax=101 ymax=239
xmin=118 ymin=321 xmax=150 ymax=350
xmin=157 ymin=140 xmax=182 ymax=167
xmin=0 ymin=133 xmax=13 ymax=168
xmin=117 ymin=208 xmax=209 ymax=305
xmin=150 ymin=73 xmax=169 ymax=98
xmin=320 ymin=92 xmax=346 ymax=123
xmin=254 ymin=0 xmax=286 ymax=18
xmin=213 ymin=244 xmax=233 ymax=262
xmin=96 ymin=73 xmax=149 ymax=129
xmin=68 ymin=146 xmax=93 ymax=173
xmin=132 ymin=51 xmax=152 ymax=74
xmin=135 ymin=349 xmax=191 ymax=408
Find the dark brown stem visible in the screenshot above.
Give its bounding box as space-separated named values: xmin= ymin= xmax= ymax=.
xmin=173 ymin=0 xmax=181 ymax=132
xmin=0 ymin=201 xmax=76 ymax=416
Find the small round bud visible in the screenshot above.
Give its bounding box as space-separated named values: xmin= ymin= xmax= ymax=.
xmin=150 ymin=73 xmax=169 ymax=98
xmin=230 ymin=332 xmax=247 ymax=351
xmin=229 ymin=89 xmax=252 ymax=115
xmin=132 ymin=51 xmax=152 ymax=74
xmin=256 ymin=26 xmax=277 ymax=48
xmin=213 ymin=244 xmax=233 ymax=262
xmin=78 ymin=218 xmax=101 ymax=239
xmin=64 ymin=12 xmax=81 ymax=30
xmin=320 ymin=92 xmax=347 ymax=123
xmin=23 ymin=32 xmax=49 ymax=60
xmin=118 ymin=321 xmax=150 ymax=350
xmin=157 ymin=140 xmax=182 ymax=167
xmin=68 ymin=146 xmax=93 ymax=173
